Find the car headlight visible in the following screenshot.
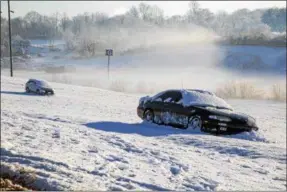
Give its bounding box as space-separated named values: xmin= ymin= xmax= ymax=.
xmin=209 ymin=115 xmax=231 ymax=122
xmin=247 ymin=117 xmax=256 ymax=126
xmin=247 ymin=121 xmax=254 ymax=126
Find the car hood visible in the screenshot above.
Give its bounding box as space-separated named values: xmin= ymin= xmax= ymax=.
xmin=40 ymin=86 xmax=53 ymax=90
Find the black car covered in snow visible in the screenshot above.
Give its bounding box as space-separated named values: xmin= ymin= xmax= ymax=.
xmin=137 ymin=89 xmax=259 ymax=134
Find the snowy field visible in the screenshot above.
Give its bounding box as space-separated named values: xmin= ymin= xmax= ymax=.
xmin=1 ymin=76 xmax=286 ymax=191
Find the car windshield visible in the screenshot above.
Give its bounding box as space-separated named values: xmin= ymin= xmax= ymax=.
xmin=38 ymin=80 xmax=51 ymax=88
xmin=180 ymin=90 xmax=233 ymax=110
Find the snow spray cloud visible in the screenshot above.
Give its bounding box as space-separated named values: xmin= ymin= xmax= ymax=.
xmin=59 ymin=23 xmax=231 ymax=93
xmin=14 ymin=21 xmax=285 ymax=99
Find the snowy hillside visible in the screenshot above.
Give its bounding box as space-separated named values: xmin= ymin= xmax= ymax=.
xmin=1 ymin=76 xmax=286 ymax=191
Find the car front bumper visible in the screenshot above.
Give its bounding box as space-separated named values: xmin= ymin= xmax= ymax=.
xmin=203 ymin=120 xmax=259 ymax=132
xmin=40 ymin=88 xmax=54 ymax=95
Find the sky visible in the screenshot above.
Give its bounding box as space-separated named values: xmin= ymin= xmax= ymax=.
xmin=0 ymin=1 xmax=286 ymax=18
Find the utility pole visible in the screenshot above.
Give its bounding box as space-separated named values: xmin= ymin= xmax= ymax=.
xmin=7 ymin=0 xmax=13 ymax=77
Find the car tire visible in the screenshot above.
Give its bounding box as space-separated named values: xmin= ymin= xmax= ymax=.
xmin=25 ymin=87 xmax=30 ymax=93
xmin=187 ymin=115 xmax=203 ymax=130
xmin=144 ymin=109 xmax=154 ymax=123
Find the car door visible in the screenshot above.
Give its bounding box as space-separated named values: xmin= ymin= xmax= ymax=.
xmin=161 ymin=91 xmax=187 ymax=126
xmin=28 ymin=81 xmax=37 ymax=92
xmin=149 ymin=91 xmax=172 ymax=119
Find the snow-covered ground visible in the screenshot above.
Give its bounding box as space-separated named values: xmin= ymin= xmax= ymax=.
xmin=1 ymin=76 xmax=286 ymax=191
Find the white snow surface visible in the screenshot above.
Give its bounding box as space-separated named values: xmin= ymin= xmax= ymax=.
xmin=1 ymin=76 xmax=286 ymax=191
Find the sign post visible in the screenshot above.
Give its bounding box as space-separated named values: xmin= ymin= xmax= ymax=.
xmin=8 ymin=0 xmax=13 ymax=77
xmin=105 ymin=49 xmax=113 ymax=80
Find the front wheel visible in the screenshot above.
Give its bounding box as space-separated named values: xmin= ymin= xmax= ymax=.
xmin=144 ymin=109 xmax=154 ymax=123
xmin=37 ymin=89 xmax=45 ymax=95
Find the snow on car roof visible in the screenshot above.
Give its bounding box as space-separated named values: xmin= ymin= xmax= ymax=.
xmin=28 ymin=79 xmax=51 ymax=87
xmin=180 ymin=89 xmax=232 ymax=109
xmin=186 ymin=89 xmax=214 ymax=95
xmin=29 ymin=79 xmax=48 ymax=83
xmin=148 ymin=89 xmax=232 ymax=109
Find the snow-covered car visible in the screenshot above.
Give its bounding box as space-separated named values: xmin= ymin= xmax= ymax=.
xmin=137 ymin=89 xmax=259 ymax=135
xmin=25 ymin=79 xmax=54 ymax=95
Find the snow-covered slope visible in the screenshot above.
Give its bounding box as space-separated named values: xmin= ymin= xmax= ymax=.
xmin=1 ymin=76 xmax=286 ymax=191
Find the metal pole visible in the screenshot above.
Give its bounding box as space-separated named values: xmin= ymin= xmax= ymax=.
xmin=107 ymin=55 xmax=110 ymax=80
xmin=7 ymin=0 xmax=13 ymax=77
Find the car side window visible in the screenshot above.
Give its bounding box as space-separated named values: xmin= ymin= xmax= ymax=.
xmin=153 ymin=92 xmax=172 ymax=102
xmin=169 ymin=91 xmax=183 ymax=103
xmin=28 ymin=81 xmax=37 ymax=88
xmin=153 ymin=91 xmax=182 ymax=103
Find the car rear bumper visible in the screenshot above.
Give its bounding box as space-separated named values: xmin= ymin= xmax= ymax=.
xmin=137 ymin=107 xmax=144 ymax=119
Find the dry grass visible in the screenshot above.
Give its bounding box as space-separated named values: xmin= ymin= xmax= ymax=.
xmin=270 ymin=84 xmax=286 ymax=101
xmin=109 ymin=79 xmax=128 ymax=92
xmin=1 ymin=164 xmax=38 ymax=191
xmin=0 ymin=178 xmax=29 ymax=191
xmin=216 ymin=81 xmax=286 ymax=101
xmin=45 ymin=74 xmax=287 ymax=102
xmin=10 ymin=69 xmax=285 ymax=102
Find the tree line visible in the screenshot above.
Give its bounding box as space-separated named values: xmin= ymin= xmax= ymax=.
xmin=1 ymin=2 xmax=286 ymax=38
xmin=1 ymin=1 xmax=286 ymax=57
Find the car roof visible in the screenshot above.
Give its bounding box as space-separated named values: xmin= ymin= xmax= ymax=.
xmin=28 ymin=79 xmax=46 ymax=82
xmin=28 ymin=79 xmax=50 ymax=84
xmin=185 ymin=89 xmax=214 ymax=95
xmin=157 ymin=89 xmax=214 ymax=95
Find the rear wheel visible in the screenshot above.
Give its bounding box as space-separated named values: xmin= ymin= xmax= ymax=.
xmin=187 ymin=115 xmax=203 ymax=130
xmin=25 ymin=87 xmax=30 ymax=93
xmin=144 ymin=109 xmax=154 ymax=123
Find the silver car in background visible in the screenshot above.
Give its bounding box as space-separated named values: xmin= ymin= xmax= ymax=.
xmin=25 ymin=79 xmax=55 ymax=95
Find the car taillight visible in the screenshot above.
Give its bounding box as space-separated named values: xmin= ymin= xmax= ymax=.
xmin=139 ymin=96 xmax=150 ymax=106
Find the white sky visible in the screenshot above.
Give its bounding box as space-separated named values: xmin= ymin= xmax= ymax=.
xmin=1 ymin=1 xmax=286 ymax=18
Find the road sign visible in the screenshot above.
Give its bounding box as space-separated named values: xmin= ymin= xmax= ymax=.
xmin=105 ymin=49 xmax=113 ymax=56
xmin=105 ymin=49 xmax=113 ymax=80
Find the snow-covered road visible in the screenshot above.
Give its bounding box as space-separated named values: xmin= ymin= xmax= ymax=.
xmin=1 ymin=76 xmax=286 ymax=191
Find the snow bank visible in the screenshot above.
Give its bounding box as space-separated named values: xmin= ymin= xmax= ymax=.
xmin=225 ymin=130 xmax=268 ymax=142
